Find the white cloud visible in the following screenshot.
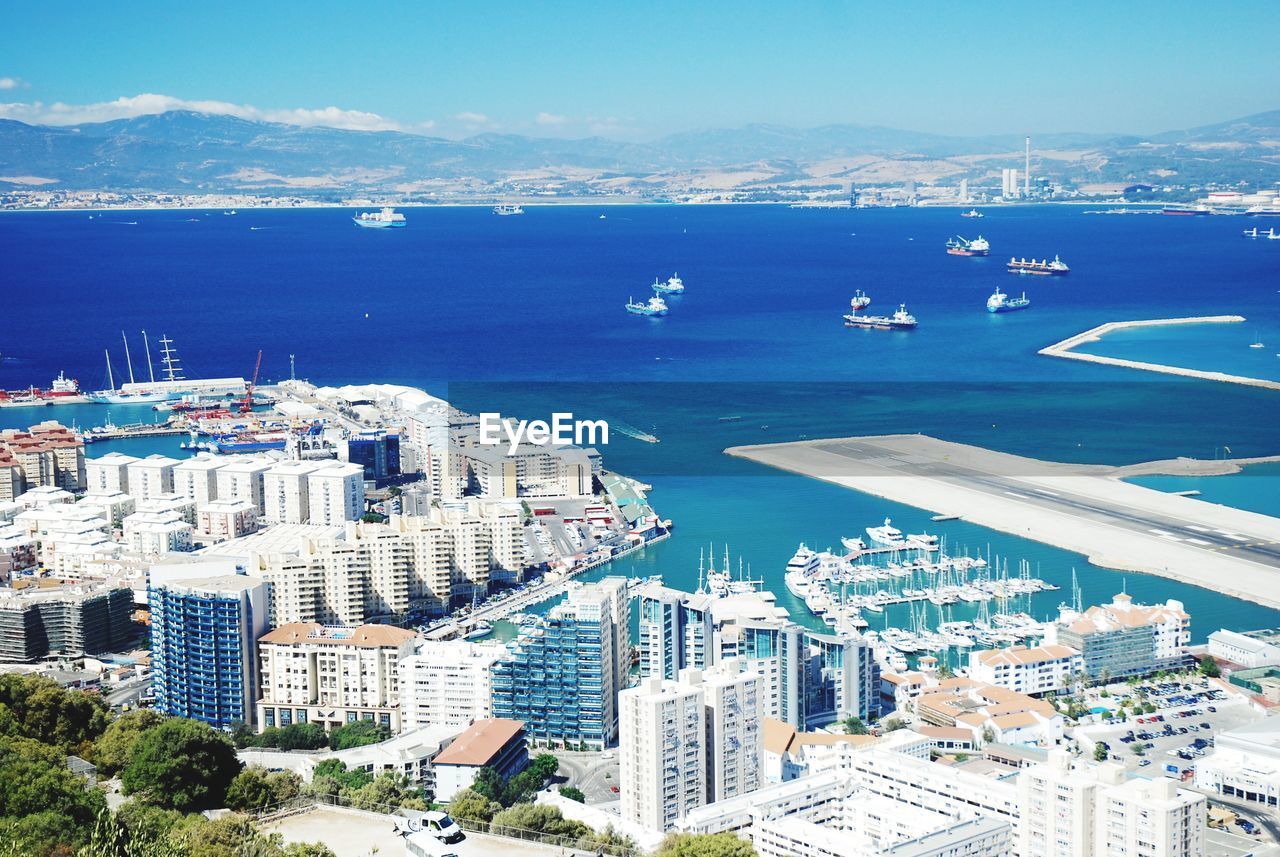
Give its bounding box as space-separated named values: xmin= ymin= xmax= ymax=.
xmin=536 ymin=112 xmax=566 ymax=126
xmin=0 ymin=77 xmax=24 ymax=90
xmin=0 ymin=92 xmax=405 ymax=131
xmin=454 ymin=111 xmax=490 ymax=124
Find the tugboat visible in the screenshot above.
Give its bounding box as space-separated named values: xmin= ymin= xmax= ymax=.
xmin=626 ymin=295 xmax=670 ymax=317
xmin=352 ymin=207 xmax=407 ymax=228
xmin=844 ymin=304 xmax=917 ymax=331
xmin=850 ymin=290 xmax=871 ymax=311
xmin=987 ymin=287 xmax=1031 ymax=313
xmin=652 ymin=273 xmax=685 ymax=294
xmin=1007 ymin=254 xmax=1069 ymax=275
xmin=946 ymin=235 xmax=990 ymax=256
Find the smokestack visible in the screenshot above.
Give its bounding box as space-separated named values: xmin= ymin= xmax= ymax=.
xmin=1024 ymin=136 xmax=1030 ymax=197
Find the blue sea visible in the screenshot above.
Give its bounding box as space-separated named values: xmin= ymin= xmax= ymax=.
xmin=3 ymin=204 xmax=1279 ymax=642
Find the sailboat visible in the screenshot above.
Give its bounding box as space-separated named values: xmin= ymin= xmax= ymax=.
xmin=87 ymin=332 xmax=187 ymax=404
xmin=1249 ymin=332 xmax=1265 ymax=349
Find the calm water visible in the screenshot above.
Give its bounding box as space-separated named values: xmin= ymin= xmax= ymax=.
xmin=3 ymin=205 xmax=1279 ymax=640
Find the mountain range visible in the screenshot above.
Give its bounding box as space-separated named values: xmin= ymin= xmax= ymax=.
xmin=2 ymin=108 xmax=1278 ymax=198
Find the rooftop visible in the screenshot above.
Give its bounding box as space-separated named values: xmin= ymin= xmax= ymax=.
xmin=260 ymin=622 xmax=415 ymax=648
xmin=431 ymin=718 xmax=525 ymax=768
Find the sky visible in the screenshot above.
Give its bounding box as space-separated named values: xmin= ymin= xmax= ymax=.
xmin=3 ymin=1 xmax=1279 ymax=140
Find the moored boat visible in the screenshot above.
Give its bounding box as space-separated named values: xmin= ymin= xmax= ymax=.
xmin=626 ymin=295 xmax=669 ymax=316
xmin=353 ymin=207 xmax=407 ymax=228
xmin=946 ymin=235 xmax=990 ymax=256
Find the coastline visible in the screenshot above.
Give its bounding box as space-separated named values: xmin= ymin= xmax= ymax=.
xmin=726 ymin=434 xmax=1280 ymax=610
xmin=1039 ymin=315 xmax=1280 ymax=391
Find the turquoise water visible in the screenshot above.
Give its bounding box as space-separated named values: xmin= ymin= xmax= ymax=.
xmin=1127 ymin=461 xmax=1280 ymax=519
xmin=4 ymin=205 xmax=1279 ymax=643
xmin=1075 ymin=322 xmax=1280 ymax=383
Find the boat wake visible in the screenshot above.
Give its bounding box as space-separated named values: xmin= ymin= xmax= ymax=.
xmin=613 ymin=420 xmax=659 ymax=444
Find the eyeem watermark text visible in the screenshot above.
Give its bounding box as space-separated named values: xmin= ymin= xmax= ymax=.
xmin=478 ymin=412 xmax=609 ymax=455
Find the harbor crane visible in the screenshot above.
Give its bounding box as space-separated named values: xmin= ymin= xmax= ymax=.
xmin=240 ymin=350 xmax=263 ymax=414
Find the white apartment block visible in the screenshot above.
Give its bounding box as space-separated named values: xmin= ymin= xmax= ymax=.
xmin=216 ymin=458 xmax=273 ymax=515
xmin=1195 ymin=717 xmax=1279 ymax=811
xmin=620 ymin=673 xmax=708 ymax=832
xmin=126 ymin=455 xmax=178 ymax=501
xmin=753 ymin=809 xmax=1012 ymax=857
xmin=85 ymin=452 xmax=137 ymax=495
xmin=122 ymin=510 xmax=194 ymax=558
xmin=173 ymin=455 xmax=225 ymax=505
xmin=307 ymin=462 xmax=365 ymax=526
xmin=262 ymin=460 xmax=321 ymax=524
xmin=78 ymin=491 xmax=136 ymax=529
xmin=197 ymin=499 xmax=259 ymax=542
xmin=967 ymin=644 xmax=1083 ymax=696
xmin=1207 ymin=628 xmax=1280 ymax=668
xmin=398 ymin=639 xmax=507 ymax=730
xmin=701 ymin=663 xmax=764 ymax=803
xmin=256 ymin=622 xmax=417 ymax=733
xmin=138 ymin=492 xmax=197 ymax=526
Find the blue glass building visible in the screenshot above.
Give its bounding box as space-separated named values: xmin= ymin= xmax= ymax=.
xmin=150 ymin=574 xmax=268 ymax=729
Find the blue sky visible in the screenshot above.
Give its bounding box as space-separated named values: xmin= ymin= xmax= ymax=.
xmin=3 ymin=1 xmax=1279 ymax=139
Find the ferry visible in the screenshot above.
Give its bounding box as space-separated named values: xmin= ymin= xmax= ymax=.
xmin=987 ymin=287 xmax=1031 ymax=313
xmin=1007 ymin=254 xmax=1069 ymax=275
xmin=626 ymin=295 xmax=669 ymax=317
xmin=866 ymin=517 xmax=905 ymax=547
xmin=850 ymin=290 xmax=871 ymax=311
xmin=945 ymin=235 xmax=990 ymax=256
xmin=1162 ymin=204 xmax=1211 ymax=216
xmin=352 ymin=207 xmax=407 ymax=229
xmin=493 ymin=204 xmax=524 ymax=216
xmin=961 ymin=209 xmax=984 ymax=218
xmin=652 ymin=274 xmax=685 ymax=294
xmin=844 ymin=304 xmax=917 ymax=331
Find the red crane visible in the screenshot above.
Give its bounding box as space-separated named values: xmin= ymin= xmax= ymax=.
xmin=240 ymin=350 xmax=263 ymax=414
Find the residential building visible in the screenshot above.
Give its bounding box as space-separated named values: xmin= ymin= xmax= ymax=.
xmin=967 ymin=644 xmax=1083 ymax=696
xmin=126 ymin=454 xmax=179 ymax=501
xmin=78 ymin=491 xmax=136 ymax=529
xmin=84 ymin=451 xmax=137 ymax=495
xmin=307 ymin=462 xmax=365 ymax=525
xmin=216 ymin=457 xmax=273 ymax=515
xmin=491 ymin=577 xmax=629 ymax=749
xmin=262 ymin=460 xmax=320 ymax=524
xmin=256 ymin=621 xmax=416 ymax=732
xmin=620 ymin=673 xmax=708 ymax=831
xmin=137 ymin=492 xmax=197 ymax=526
xmin=1194 ymin=716 xmax=1279 ymax=810
xmin=1044 ymin=593 xmax=1190 ymax=680
xmin=913 ymin=677 xmax=1065 ymax=747
xmin=173 ymin=455 xmax=225 ymax=506
xmin=430 ymin=718 xmax=528 ymax=802
xmin=150 ymin=574 xmax=268 ymax=728
xmin=122 ymin=510 xmax=194 ymax=557
xmin=198 ymin=499 xmax=260 ymax=542
xmin=702 ymin=663 xmax=764 ymax=803
xmin=0 ymin=583 xmax=134 ymax=662
xmin=0 ymin=422 xmax=86 ymax=493
xmin=0 ymin=452 xmax=22 ymax=503
xmin=399 ymin=639 xmax=507 ymax=730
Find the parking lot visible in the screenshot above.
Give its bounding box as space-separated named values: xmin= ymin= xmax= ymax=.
xmin=1076 ymin=676 xmax=1262 ymax=779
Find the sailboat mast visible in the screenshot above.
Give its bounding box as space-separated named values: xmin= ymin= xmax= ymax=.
xmin=121 ymin=331 xmax=136 ymax=385
xmin=142 ymin=330 xmax=155 ymax=383
xmin=104 ymin=349 xmax=114 ymax=391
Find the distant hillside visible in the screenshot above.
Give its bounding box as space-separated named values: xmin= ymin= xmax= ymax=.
xmin=1 ymin=108 xmax=1277 ymax=197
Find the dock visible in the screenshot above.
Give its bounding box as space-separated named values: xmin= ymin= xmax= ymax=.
xmin=1039 ymin=316 xmax=1280 ymax=390
xmin=726 ymin=434 xmax=1280 ymax=610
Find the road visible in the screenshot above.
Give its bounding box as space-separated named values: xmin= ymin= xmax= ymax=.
xmin=554 ymin=751 xmax=621 ymax=805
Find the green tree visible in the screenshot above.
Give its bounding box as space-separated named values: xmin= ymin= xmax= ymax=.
xmin=76 ymin=806 xmax=185 ymax=857
xmin=447 ymin=788 xmax=501 ymax=824
xmin=841 ymin=716 xmax=868 ymax=735
xmin=309 ymin=759 xmax=371 ymax=792
xmin=0 ymin=673 xmax=112 ymax=754
xmin=489 ymin=803 xmax=591 ymax=840
xmin=225 ymin=767 xmax=302 ymax=812
xmin=558 ymin=786 xmax=586 ymax=803
xmin=880 ymin=717 xmax=905 ymax=732
xmin=1198 ymin=655 xmax=1221 ymax=678
xmin=0 ymin=734 xmax=107 ymax=855
xmin=1093 ymin=743 xmax=1108 ymax=762
xmin=346 ymin=772 xmax=426 ymax=812
xmin=981 ymin=725 xmax=996 ymax=745
xmin=656 ymin=832 xmax=756 ymax=857
xmin=91 ymin=709 xmax=165 ymax=777
xmin=121 ymin=719 xmax=241 ymax=812
xmin=327 ymin=720 xmax=389 ymax=751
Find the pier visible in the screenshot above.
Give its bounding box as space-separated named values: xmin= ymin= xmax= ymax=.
xmin=1039 ymin=315 xmax=1280 ymax=390
xmin=727 ymin=434 xmax=1280 ymax=609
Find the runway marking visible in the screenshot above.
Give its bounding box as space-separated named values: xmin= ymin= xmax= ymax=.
xmin=1149 ymin=528 xmax=1175 ymax=537
xmin=1217 ymin=531 xmax=1250 ymax=542
xmin=1187 ymin=525 xmax=1211 ymax=533
xmin=1034 ymin=488 xmax=1060 ymax=497
xmin=1185 ymin=538 xmax=1213 ymax=546
xmin=1003 ymin=491 xmax=1028 ymax=499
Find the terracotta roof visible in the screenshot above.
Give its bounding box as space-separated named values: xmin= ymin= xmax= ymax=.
xmin=259 ymin=622 xmax=416 ymax=647
xmin=917 ymin=726 xmax=974 ymax=742
xmin=432 ymin=718 xmax=525 ymax=767
xmin=762 ymin=717 xmax=797 ymax=755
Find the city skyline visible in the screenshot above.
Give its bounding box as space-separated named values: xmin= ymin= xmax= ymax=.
xmin=4 ymin=1 xmax=1280 ymax=140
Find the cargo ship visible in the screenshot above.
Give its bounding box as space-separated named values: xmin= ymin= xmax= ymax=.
xmin=1007 ymin=254 xmax=1069 ymax=276
xmin=850 ymin=290 xmax=871 ymax=311
xmin=0 ymin=372 xmax=86 ymax=407
xmin=844 ymin=304 xmax=917 ymax=331
xmin=946 ymin=235 xmax=990 ymax=256
xmin=626 ymin=295 xmax=669 ymax=316
xmin=652 ymin=273 xmax=685 ymax=294
xmin=1161 ymin=205 xmax=1211 ymax=216
xmin=352 ymin=207 xmax=407 ymax=228
xmin=987 ymin=287 xmax=1030 ymax=313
